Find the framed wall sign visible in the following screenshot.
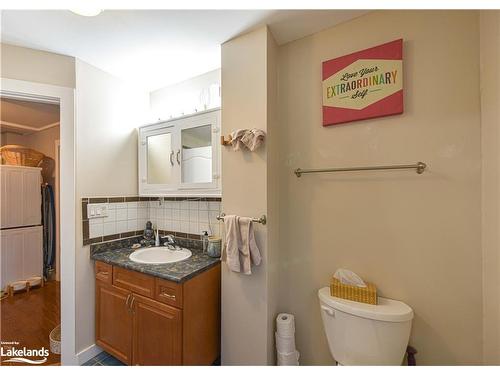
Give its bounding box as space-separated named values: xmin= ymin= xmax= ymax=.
xmin=322 ymin=39 xmax=403 ymax=126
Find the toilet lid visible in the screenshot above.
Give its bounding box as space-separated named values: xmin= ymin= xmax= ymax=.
xmin=318 ymin=287 xmax=414 ymax=322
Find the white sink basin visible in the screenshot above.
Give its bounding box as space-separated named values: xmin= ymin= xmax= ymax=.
xmin=129 ymin=247 xmax=192 ymax=264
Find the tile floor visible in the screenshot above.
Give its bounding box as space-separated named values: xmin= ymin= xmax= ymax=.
xmin=82 ymin=351 xmax=124 ymax=366
xmin=82 ymin=351 xmax=220 ymax=366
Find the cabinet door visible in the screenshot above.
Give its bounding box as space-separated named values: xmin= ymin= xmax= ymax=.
xmin=0 ymin=229 xmax=24 ymax=290
xmin=0 ymin=226 xmax=43 ymax=290
xmin=22 ymin=169 xmax=42 ymax=226
xmin=178 ymin=111 xmax=220 ymax=190
xmin=95 ymin=281 xmax=133 ymax=364
xmin=0 ymin=167 xmax=41 ymax=228
xmin=22 ymin=226 xmax=43 ymax=279
xmin=1 ymin=168 xmax=24 ymax=228
xmin=131 ymin=293 xmax=182 ymax=365
xmin=139 ymin=125 xmax=180 ymax=194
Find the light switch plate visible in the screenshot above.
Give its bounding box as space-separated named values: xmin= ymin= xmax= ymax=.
xmin=87 ymin=203 xmax=108 ymax=219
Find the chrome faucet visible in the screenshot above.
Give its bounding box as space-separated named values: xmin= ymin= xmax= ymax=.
xmin=162 ymin=234 xmax=179 ymax=249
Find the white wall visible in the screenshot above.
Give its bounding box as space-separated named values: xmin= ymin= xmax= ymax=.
xmin=149 ymin=69 xmax=220 ymax=121
xmin=480 ymin=9 xmax=500 ymax=365
xmin=74 ymin=59 xmax=149 ymax=355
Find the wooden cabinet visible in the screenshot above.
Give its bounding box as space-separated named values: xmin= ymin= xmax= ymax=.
xmin=95 ymin=261 xmax=112 ymax=284
xmin=95 ymin=261 xmax=220 ymax=365
xmin=95 ymin=282 xmax=133 ymax=364
xmin=132 ymin=294 xmax=182 ymax=365
xmin=0 ymin=165 xmax=42 ymax=229
xmin=113 ymin=266 xmax=155 ymax=298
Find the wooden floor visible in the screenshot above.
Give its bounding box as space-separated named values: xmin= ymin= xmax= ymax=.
xmin=0 ymin=281 xmax=61 ymax=366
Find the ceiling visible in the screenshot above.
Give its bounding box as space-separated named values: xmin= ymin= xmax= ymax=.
xmin=0 ymin=9 xmax=369 ymax=91
xmin=1 ymin=98 xmax=60 ymax=134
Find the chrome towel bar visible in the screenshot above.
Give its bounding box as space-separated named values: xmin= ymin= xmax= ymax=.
xmin=294 ymin=162 xmax=427 ymax=177
xmin=216 ymin=213 xmax=267 ymax=225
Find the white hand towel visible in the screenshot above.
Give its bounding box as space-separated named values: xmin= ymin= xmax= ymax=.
xmin=224 ymin=215 xmax=242 ymax=272
xmin=230 ymin=129 xmax=247 ymax=151
xmin=241 ymin=129 xmax=266 ymax=151
xmin=238 ymin=217 xmax=262 ymax=275
xmin=223 ymin=215 xmax=262 ymax=275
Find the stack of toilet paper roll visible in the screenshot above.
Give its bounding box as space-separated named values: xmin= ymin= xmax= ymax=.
xmin=276 ymin=313 xmax=299 ymax=365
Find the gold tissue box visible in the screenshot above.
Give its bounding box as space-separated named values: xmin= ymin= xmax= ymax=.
xmin=330 ymin=277 xmax=377 ymax=305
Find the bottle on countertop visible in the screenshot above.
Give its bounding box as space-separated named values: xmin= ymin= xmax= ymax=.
xmin=202 ymin=231 xmax=209 ymax=253
xmin=155 ymin=227 xmax=160 ymax=247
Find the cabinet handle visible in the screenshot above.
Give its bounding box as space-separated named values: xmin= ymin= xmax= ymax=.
xmin=98 ymin=271 xmax=108 ymax=277
xmin=176 ymin=150 xmax=181 ymax=165
xmin=125 ymin=294 xmax=131 ymax=311
xmin=169 ymin=150 xmax=174 ymax=166
xmin=160 ymin=292 xmax=176 ymax=300
xmin=130 ymin=296 xmax=136 ymax=314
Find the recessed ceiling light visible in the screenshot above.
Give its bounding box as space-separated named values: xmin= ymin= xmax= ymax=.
xmin=70 ymin=8 xmax=102 ymax=17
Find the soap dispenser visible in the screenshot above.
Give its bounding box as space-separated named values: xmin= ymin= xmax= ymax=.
xmin=202 ymin=231 xmax=209 ymax=253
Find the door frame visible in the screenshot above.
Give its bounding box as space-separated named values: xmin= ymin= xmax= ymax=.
xmin=1 ymin=78 xmax=77 ymax=365
xmin=55 ymin=139 xmax=60 ymax=281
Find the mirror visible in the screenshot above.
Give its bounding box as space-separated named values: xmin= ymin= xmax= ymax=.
xmin=147 ymin=133 xmax=173 ymax=184
xmin=181 ymin=124 xmax=212 ymax=184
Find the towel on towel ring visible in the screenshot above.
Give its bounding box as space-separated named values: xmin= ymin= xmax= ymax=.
xmin=230 ymin=129 xmax=266 ymax=151
xmin=223 ymin=215 xmax=262 ymax=275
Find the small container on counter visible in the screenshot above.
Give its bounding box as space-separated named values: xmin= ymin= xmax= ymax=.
xmin=207 ymin=236 xmax=222 ymax=258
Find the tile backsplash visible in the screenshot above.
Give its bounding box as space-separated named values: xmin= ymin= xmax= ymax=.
xmin=82 ymin=197 xmax=222 ymax=245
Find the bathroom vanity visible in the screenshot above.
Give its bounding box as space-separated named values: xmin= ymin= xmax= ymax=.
xmin=91 ymin=239 xmax=220 ymax=366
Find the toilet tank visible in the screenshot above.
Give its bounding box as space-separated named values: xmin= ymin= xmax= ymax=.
xmin=318 ymin=287 xmax=413 ymax=365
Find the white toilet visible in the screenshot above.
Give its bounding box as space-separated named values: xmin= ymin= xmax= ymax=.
xmin=318 ymin=287 xmax=413 ymax=365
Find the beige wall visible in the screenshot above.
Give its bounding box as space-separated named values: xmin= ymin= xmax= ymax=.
xmin=221 ymin=26 xmax=279 ymax=365
xmin=480 ymin=10 xmax=500 ymax=365
xmin=74 ymin=59 xmax=149 ymax=354
xmin=1 ymin=43 xmax=75 ymax=88
xmin=1 ymin=126 xmax=60 ymax=159
xmin=277 ymin=10 xmax=482 ymax=365
xmin=266 ymin=30 xmax=280 ymax=364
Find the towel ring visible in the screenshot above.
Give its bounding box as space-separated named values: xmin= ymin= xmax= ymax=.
xmin=216 ymin=213 xmax=267 ymax=225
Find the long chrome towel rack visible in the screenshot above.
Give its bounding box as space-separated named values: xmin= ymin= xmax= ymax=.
xmin=294 ymin=162 xmax=427 ymax=177
xmin=216 ymin=213 xmax=267 ymax=225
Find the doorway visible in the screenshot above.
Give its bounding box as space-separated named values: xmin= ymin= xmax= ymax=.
xmin=0 ymin=79 xmax=76 ymax=365
xmin=0 ymin=96 xmax=61 ymax=365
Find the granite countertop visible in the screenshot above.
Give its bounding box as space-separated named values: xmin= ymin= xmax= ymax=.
xmin=90 ymin=236 xmax=220 ymax=283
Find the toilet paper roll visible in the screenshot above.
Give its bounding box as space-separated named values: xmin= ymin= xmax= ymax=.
xmin=277 ymin=350 xmax=300 ymax=366
xmin=276 ymin=313 xmax=295 ymax=337
xmin=275 ymin=332 xmax=296 ymax=353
